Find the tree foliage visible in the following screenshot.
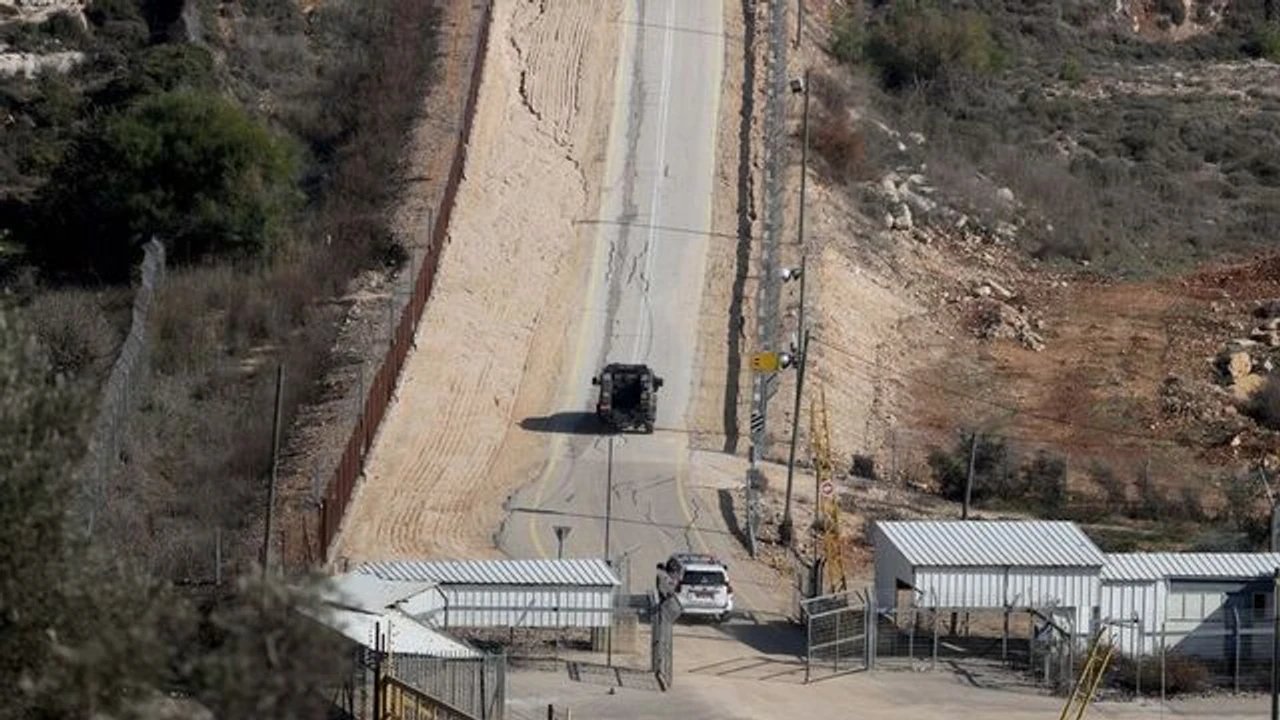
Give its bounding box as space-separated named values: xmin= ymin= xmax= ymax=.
xmin=0 ymin=310 xmax=350 ymax=718
xmin=855 ymin=0 xmax=1004 ymax=91
xmin=30 ymin=89 xmax=301 ymax=281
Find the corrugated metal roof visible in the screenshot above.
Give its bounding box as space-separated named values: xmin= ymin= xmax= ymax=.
xmin=355 ymin=558 xmax=621 ymax=587
xmin=1103 ymin=553 xmax=1280 ymax=581
xmin=300 ymin=605 xmax=480 ymax=658
xmin=875 ymin=520 xmax=1106 ymax=568
xmin=319 ymin=573 xmax=438 ymax=615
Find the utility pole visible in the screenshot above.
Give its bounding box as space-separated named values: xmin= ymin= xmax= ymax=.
xmin=962 ymin=431 xmax=978 ymax=520
xmin=604 ymin=435 xmax=614 ymax=562
xmin=780 ymin=68 xmax=810 ymax=545
xmin=263 ymin=363 xmax=285 ymax=575
xmin=798 ymin=68 xmax=810 ymax=255
xmin=781 ymin=327 xmax=810 ymax=545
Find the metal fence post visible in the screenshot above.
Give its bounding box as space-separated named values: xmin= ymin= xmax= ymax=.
xmin=865 ymin=599 xmax=874 ymax=670
xmin=1136 ymin=623 xmax=1143 ymax=697
xmin=908 ymin=607 xmax=915 ymax=666
xmin=1234 ymin=606 xmax=1242 ymax=694
xmin=1161 ymin=620 xmax=1167 ymax=706
xmin=834 ymin=608 xmax=840 ymax=673
xmin=932 ymin=604 xmax=939 ymax=671
xmin=804 ymin=605 xmax=812 ymax=683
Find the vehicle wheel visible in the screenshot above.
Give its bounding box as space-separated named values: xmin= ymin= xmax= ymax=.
xmin=716 ymin=613 xmax=728 ymax=624
xmin=644 ymin=421 xmax=654 ymax=434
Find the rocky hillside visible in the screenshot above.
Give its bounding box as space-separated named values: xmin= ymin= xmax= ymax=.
xmin=788 ymin=0 xmax=1280 ymax=553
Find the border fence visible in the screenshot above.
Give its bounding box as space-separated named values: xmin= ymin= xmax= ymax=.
xmin=335 ymin=633 xmax=506 ymax=720
xmin=73 ymin=238 xmax=166 ymax=539
xmin=313 ymin=0 xmax=495 ymax=562
xmin=800 ymin=588 xmax=1279 ymax=700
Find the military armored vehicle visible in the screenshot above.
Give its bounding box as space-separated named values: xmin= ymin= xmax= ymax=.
xmin=591 ymin=363 xmax=662 ymax=433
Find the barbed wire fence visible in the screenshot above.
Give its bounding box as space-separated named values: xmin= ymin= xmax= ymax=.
xmin=745 ymin=0 xmax=791 ymax=557
xmin=71 ymin=238 xmax=166 ymax=540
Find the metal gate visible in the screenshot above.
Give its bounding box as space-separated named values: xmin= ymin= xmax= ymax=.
xmin=802 ymin=590 xmax=870 ymax=681
xmin=651 ymin=595 xmax=681 ymax=690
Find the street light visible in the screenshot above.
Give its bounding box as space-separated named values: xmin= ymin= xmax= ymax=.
xmin=779 ymin=256 xmax=808 ymax=547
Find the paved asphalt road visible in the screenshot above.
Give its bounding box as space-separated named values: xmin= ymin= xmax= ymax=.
xmin=498 ymin=0 xmax=743 ymax=600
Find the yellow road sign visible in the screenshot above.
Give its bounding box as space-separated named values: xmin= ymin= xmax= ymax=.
xmin=750 ymin=351 xmax=779 ymax=372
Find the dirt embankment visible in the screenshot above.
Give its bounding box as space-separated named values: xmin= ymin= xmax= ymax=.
xmin=328 ymin=0 xmax=621 ymax=565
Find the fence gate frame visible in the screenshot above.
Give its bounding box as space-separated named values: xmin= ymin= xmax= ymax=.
xmin=801 ymin=589 xmax=871 ymax=682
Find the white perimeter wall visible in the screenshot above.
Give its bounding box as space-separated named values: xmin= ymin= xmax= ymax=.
xmin=433 ymin=585 xmax=614 ymax=628
xmin=1098 ymin=580 xmax=1166 ymax=656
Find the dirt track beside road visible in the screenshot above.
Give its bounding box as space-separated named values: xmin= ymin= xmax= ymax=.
xmin=330 ymin=0 xmax=621 ymax=563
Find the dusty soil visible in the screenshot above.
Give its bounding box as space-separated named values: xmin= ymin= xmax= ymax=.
xmin=508 ymin=624 xmax=1270 ymax=719
xmin=687 ymin=0 xmax=755 ymax=456
xmin=327 ymin=0 xmax=622 ymax=564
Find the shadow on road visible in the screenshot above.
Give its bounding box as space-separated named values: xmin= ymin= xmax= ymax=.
xmin=519 ymin=412 xmax=608 ymax=435
xmin=715 ymin=618 xmax=806 ymax=658
xmin=565 ymin=660 xmax=662 ymax=692
xmin=716 ymin=488 xmax=750 ymax=550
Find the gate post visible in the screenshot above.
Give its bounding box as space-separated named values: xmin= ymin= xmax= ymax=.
xmin=865 ymin=600 xmax=875 ymax=670
xmin=834 ymin=608 xmax=841 ymax=673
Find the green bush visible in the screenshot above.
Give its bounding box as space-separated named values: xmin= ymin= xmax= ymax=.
xmin=87 ymin=0 xmax=144 ymax=26
xmin=1244 ymin=26 xmax=1280 ymax=61
xmin=30 ymin=90 xmax=302 ymax=281
xmin=95 ymin=42 xmax=217 ymax=108
xmin=864 ymin=1 xmax=1003 ymax=91
xmin=829 ymin=2 xmax=865 ymax=65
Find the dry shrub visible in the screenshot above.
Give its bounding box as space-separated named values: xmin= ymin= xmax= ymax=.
xmin=29 ymin=289 xmax=119 ymax=378
xmin=1245 ymin=375 xmax=1280 ymax=430
xmin=1111 ymin=652 xmax=1208 ymax=696
xmin=812 ymin=112 xmax=868 ymax=183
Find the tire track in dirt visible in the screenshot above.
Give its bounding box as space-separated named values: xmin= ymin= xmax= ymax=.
xmin=329 ymin=0 xmax=617 ymax=564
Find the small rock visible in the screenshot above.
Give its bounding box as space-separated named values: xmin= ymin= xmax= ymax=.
xmin=908 ymin=132 xmax=926 ymax=145
xmin=896 ymin=140 xmax=908 ymax=153
xmin=996 ymin=187 xmax=1015 ymax=203
xmin=883 ymin=213 xmax=895 ymax=229
xmin=1222 ymin=351 xmax=1253 ymax=381
xmin=974 ymin=285 xmax=993 ymax=298
xmin=892 ymin=204 xmax=914 ymax=231
xmin=986 ymin=279 xmax=1015 ymax=300
xmin=1233 ymin=373 xmax=1266 ymax=401
xmin=1255 ymin=299 xmax=1280 ymax=319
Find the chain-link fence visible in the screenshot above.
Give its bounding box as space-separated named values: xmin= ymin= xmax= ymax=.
xmin=745 ymin=0 xmax=794 ymax=556
xmin=803 ymin=591 xmax=1083 ymax=690
xmin=340 ymin=641 xmax=505 ymax=720
xmin=802 ymin=590 xmax=869 ymax=680
xmin=1107 ymin=613 xmax=1278 ymax=697
xmin=800 ymin=587 xmax=1280 ymax=701
xmin=389 ymin=653 xmax=505 ymax=719
xmin=307 ymin=0 xmax=496 ymax=567
xmin=72 ymin=238 xmax=166 ymax=539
